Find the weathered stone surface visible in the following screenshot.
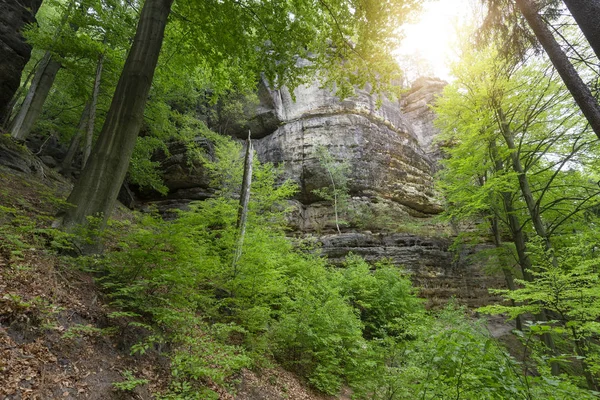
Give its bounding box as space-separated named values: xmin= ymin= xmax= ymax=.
xmin=39 ymin=155 xmax=57 ymax=167
xmin=316 ymin=232 xmax=504 ymax=308
xmin=0 ymin=0 xmax=43 ymax=123
xmin=133 ymin=78 xmax=504 ymax=308
xmin=0 ymin=136 xmax=60 ymax=180
xmin=401 ymin=77 xmax=447 ymax=157
xmin=131 ymin=138 xmax=215 ymax=213
xmin=26 ymin=133 xmax=67 ymax=160
xmin=231 ymin=79 xmax=414 ymax=140
xmin=252 ymin=81 xmax=443 ymax=216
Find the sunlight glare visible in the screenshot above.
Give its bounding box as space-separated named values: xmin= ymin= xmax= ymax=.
xmin=396 ymin=0 xmax=474 ymax=83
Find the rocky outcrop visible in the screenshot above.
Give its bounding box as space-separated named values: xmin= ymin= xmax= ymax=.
xmin=133 ymin=78 xmax=504 ymax=307
xmin=250 ymin=80 xmax=443 ymax=222
xmin=401 ymin=77 xmax=447 ymax=157
xmin=0 ymin=0 xmax=43 ymax=123
xmin=129 ymin=138 xmax=215 ymax=214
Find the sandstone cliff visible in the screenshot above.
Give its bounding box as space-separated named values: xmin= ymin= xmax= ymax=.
xmin=23 ymin=77 xmax=502 ymax=308
xmin=251 ymin=79 xmax=444 ymax=226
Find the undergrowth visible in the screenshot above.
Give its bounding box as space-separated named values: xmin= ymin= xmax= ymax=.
xmin=82 ymin=138 xmax=596 ymax=399
xmin=1 ymin=136 xmax=597 ymax=399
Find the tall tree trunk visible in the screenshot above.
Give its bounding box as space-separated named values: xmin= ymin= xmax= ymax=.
xmin=501 ymin=187 xmax=560 ymax=374
xmin=562 ymin=0 xmax=600 ymax=62
xmin=497 ymin=108 xmax=555 ymax=256
xmin=59 ymin=0 xmax=173 ymax=234
xmin=9 ymin=52 xmax=61 ymax=140
xmin=8 ymin=1 xmax=76 ymax=140
xmin=83 ymin=51 xmax=105 ymax=168
xmin=60 ymin=102 xmax=90 ymax=175
xmin=515 ymin=0 xmax=600 ymax=141
xmin=496 ymin=109 xmax=561 ymax=375
xmin=232 ymin=131 xmax=254 ymax=278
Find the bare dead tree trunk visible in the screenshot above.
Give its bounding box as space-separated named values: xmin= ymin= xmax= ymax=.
xmin=515 ymin=0 xmax=600 ymax=141
xmin=232 ymin=131 xmax=254 ymax=277
xmin=58 ymin=0 xmax=174 ymax=238
xmin=82 ymin=50 xmax=105 ymax=168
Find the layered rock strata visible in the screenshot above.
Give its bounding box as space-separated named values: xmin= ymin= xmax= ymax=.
xmin=317 ymin=232 xmax=504 ymax=308
xmin=250 ymin=80 xmax=443 ymax=225
xmin=130 ymin=78 xmax=504 ymax=307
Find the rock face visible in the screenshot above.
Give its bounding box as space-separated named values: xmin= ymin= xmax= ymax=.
xmin=0 ymin=0 xmax=43 ymax=123
xmin=251 ymin=80 xmax=443 ymax=225
xmin=135 ymin=77 xmax=505 ymax=307
xmin=132 ymin=138 xmax=215 ymax=214
xmin=317 ymin=232 xmax=504 ymax=308
xmin=401 ymin=77 xmax=447 ymax=157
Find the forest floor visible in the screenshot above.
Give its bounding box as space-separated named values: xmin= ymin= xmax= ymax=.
xmin=0 ymin=139 xmax=334 ymax=400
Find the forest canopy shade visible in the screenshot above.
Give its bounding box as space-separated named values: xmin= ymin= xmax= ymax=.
xmin=58 ymin=0 xmax=421 ymax=234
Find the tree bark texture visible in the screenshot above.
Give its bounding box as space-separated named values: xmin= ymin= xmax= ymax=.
xmin=562 ymin=0 xmax=600 ymax=62
xmin=515 ymin=0 xmax=600 ymax=141
xmin=233 ymin=132 xmax=254 ymax=277
xmin=10 ymin=51 xmax=61 ymax=140
xmin=2 ymin=58 xmax=38 ymax=129
xmin=83 ymin=51 xmax=105 ymax=168
xmin=60 ymin=102 xmax=90 ymax=175
xmin=61 ymin=0 xmax=173 ymax=230
xmin=0 ymin=0 xmax=43 ymax=125
xmin=497 ymin=108 xmax=555 ymax=254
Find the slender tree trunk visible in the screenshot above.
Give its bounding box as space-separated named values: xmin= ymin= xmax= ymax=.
xmin=496 ymin=109 xmax=560 ymax=375
xmin=233 ymin=131 xmax=254 ymax=277
xmin=515 ymin=0 xmax=600 ymax=141
xmin=2 ymin=57 xmax=39 ymax=129
xmin=326 ymin=167 xmax=341 ymax=234
xmin=8 ymin=1 xmax=77 ymax=140
xmin=501 ymin=189 xmax=559 ymax=374
xmin=83 ymin=51 xmax=105 ymax=168
xmin=489 ymin=214 xmax=523 ymax=331
xmin=60 ymin=102 xmax=90 ymax=175
xmin=570 ymin=326 xmax=599 ymax=391
xmin=9 ymin=52 xmax=61 ymax=140
xmin=59 ymin=0 xmax=173 ymax=234
xmin=498 ymin=109 xmax=556 ymax=258
xmin=490 ymin=140 xmax=534 ymax=281
xmin=562 ymin=0 xmax=600 ymax=62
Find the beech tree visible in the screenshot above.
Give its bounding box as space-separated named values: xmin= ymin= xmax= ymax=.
xmin=435 ymin=43 xmax=600 ymax=382
xmin=58 ymin=0 xmax=420 ymax=232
